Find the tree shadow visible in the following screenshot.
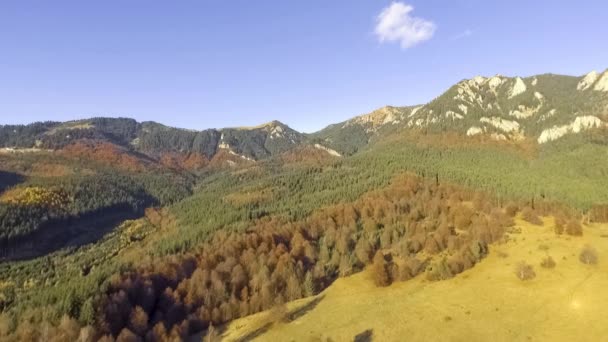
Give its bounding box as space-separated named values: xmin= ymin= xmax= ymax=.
xmin=228 ymin=295 xmax=326 ymax=342
xmin=233 ymin=322 xmax=273 ymax=342
xmin=0 ymin=205 xmax=142 ymax=262
xmin=354 ymin=329 xmax=374 ymax=342
xmin=285 ymin=295 xmax=325 ymax=322
xmin=0 ymin=170 xmax=25 ymax=193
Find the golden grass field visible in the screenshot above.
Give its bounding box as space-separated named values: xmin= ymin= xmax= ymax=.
xmin=205 ymin=217 xmax=608 ymax=342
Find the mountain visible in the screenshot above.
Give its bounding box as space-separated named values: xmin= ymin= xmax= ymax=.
xmin=405 ymin=72 xmax=608 ymax=143
xmin=310 ymin=105 xmax=419 ymax=155
xmin=136 ymin=120 xmax=305 ymax=161
xmin=0 ymin=118 xmax=305 ymax=163
xmin=312 ymin=71 xmax=608 ymax=155
xmin=2 ymin=70 xmax=607 ymax=160
xmin=2 ymin=69 xmax=608 ymax=342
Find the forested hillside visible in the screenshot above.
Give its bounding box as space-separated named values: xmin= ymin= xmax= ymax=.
xmin=312 ymin=71 xmax=608 ymax=155
xmin=0 ymin=118 xmax=306 ymax=163
xmin=0 ymin=148 xmax=193 ymax=259
xmin=1 ymin=69 xmax=608 ymax=341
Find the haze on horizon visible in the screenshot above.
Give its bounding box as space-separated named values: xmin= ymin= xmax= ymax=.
xmin=1 ymin=0 xmax=607 ymax=132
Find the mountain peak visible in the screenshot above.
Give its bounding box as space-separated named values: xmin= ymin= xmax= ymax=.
xmin=234 ymin=120 xmax=287 ymax=131
xmin=399 ymin=70 xmax=608 ymax=145
xmin=577 ymin=70 xmax=600 ymax=91
xmin=345 ymin=106 xmax=406 ymax=130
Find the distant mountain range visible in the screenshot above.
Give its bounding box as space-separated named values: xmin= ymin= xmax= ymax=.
xmin=2 ymin=69 xmax=607 ymax=161
xmin=314 ymin=70 xmax=608 ymax=153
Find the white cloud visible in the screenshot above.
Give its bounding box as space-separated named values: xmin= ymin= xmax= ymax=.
xmin=452 ymin=29 xmax=473 ymax=40
xmin=374 ymin=2 xmax=436 ymax=49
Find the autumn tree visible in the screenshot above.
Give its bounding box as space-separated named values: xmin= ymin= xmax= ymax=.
xmin=116 ymin=328 xmax=140 ymax=342
xmin=371 ymin=251 xmax=391 ymax=287
xmin=204 ymin=324 xmax=221 ymax=342
xmin=354 ymin=239 xmax=373 ymax=265
xmin=303 ymin=271 xmax=316 ymax=297
xmin=54 ymin=315 xmax=81 ymax=342
xmin=128 ymin=306 xmax=149 ymax=337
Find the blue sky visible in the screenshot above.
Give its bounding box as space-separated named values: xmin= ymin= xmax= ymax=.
xmin=1 ymin=1 xmax=607 ymax=132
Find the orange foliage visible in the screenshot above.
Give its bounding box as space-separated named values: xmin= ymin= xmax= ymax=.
xmin=98 ymin=173 xmax=515 ymax=338
xmin=30 ymin=163 xmax=73 ymax=177
xmin=279 ymin=145 xmax=338 ymax=166
xmin=59 ymin=140 xmax=149 ymax=172
xmin=159 ymin=152 xmax=209 ymax=171
xmin=208 ymin=150 xmax=254 ymax=169
xmin=224 ymin=188 xmax=274 ymax=207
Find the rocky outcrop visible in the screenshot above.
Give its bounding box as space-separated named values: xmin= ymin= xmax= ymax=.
xmin=538 ymin=116 xmax=603 ymax=143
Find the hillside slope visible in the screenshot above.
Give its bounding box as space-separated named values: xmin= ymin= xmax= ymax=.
xmin=216 ymin=218 xmax=608 ymax=342
xmin=0 ymin=118 xmax=306 ymax=162
xmin=312 ymin=70 xmax=608 ymax=155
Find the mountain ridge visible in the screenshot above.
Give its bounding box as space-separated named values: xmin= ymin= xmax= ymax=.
xmin=2 ymin=69 xmax=607 ymax=160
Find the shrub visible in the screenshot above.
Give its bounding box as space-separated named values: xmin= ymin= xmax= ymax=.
xmin=426 ymin=258 xmax=453 ymax=281
xmin=404 ymin=257 xmax=424 ymax=278
xmin=268 ymin=302 xmax=288 ymax=324
xmin=540 ymin=256 xmax=556 ymax=269
xmin=515 ymin=262 xmax=536 ymax=280
xmin=565 ymin=220 xmax=583 ymax=236
xmin=447 ymin=255 xmax=465 ymax=275
xmin=522 ymin=207 xmax=543 ymax=226
xmin=554 ymin=214 xmax=567 ymax=235
xmin=505 ymin=202 xmax=519 ymax=217
xmin=579 ymin=245 xmax=598 ymax=265
xmin=397 ymin=263 xmax=413 ymax=281
xmin=538 ymin=244 xmax=550 ymax=251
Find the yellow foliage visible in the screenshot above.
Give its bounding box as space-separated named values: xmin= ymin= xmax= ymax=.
xmin=0 ymin=281 xmax=15 ymax=305
xmin=118 ymin=219 xmax=150 ymax=247
xmin=0 ymin=187 xmax=70 ymax=208
xmin=224 ymin=188 xmax=274 ymax=207
xmin=0 ymin=281 xmax=14 ymax=291
xmin=22 ymin=279 xmax=36 ymax=290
